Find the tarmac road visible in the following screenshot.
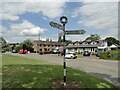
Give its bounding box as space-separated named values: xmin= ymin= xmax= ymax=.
xmin=5 ymin=52 xmax=120 ymax=87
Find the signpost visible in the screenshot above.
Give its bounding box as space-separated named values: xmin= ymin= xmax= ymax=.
xmin=65 ymin=30 xmax=86 ymax=35
xmin=59 ymin=30 xmax=86 ymax=38
xmin=49 ymin=16 xmax=85 ymax=86
xmin=49 ymin=21 xmax=65 ymax=30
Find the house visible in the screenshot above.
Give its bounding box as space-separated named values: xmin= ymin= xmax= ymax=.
xmin=33 ymin=39 xmax=64 ymax=52
xmin=66 ymin=40 xmax=108 ymax=53
xmin=108 ymin=44 xmax=120 ymax=50
xmin=8 ymin=43 xmax=20 ymax=47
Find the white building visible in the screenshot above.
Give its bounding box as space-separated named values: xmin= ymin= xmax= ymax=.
xmin=66 ymin=40 xmax=108 ymax=53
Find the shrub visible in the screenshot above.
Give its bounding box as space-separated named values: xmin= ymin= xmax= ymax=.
xmin=32 ymin=51 xmax=36 ymax=53
xmin=39 ymin=51 xmax=43 ymax=55
xmin=3 ymin=47 xmax=12 ymax=51
xmin=77 ymin=50 xmax=81 ymax=55
xmin=99 ymin=50 xmax=120 ymax=60
xmin=14 ymin=47 xmax=23 ymax=52
xmin=37 ymin=51 xmax=40 ymax=53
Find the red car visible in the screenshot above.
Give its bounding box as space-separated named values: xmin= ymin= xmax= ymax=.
xmin=18 ymin=50 xmax=27 ymax=54
xmin=60 ymin=52 xmax=64 ymax=56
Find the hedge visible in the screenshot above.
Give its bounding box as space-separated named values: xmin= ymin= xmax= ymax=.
xmin=99 ymin=50 xmax=120 ymax=60
xmin=14 ymin=47 xmax=23 ymax=52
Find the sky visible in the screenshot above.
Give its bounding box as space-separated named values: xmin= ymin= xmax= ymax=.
xmin=0 ymin=0 xmax=119 ymax=43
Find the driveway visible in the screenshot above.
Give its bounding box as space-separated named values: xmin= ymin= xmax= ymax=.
xmin=5 ymin=52 xmax=120 ymax=87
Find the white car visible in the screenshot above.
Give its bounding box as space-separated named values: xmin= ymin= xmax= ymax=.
xmin=65 ymin=52 xmax=77 ymax=59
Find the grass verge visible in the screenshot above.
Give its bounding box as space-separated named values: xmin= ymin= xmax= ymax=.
xmin=2 ymin=54 xmax=118 ymax=88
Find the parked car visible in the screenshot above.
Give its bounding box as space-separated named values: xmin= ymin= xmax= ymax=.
xmin=60 ymin=52 xmax=64 ymax=56
xmin=96 ymin=51 xmax=100 ymax=57
xmin=18 ymin=50 xmax=27 ymax=54
xmin=12 ymin=50 xmax=17 ymax=53
xmin=95 ymin=49 xmax=106 ymax=57
xmin=0 ymin=49 xmax=6 ymax=53
xmin=83 ymin=51 xmax=90 ymax=56
xmin=65 ymin=52 xmax=77 ymax=59
xmin=52 ymin=47 xmax=63 ymax=54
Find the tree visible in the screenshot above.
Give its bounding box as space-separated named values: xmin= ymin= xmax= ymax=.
xmin=21 ymin=39 xmax=34 ymax=52
xmin=58 ymin=39 xmax=72 ymax=45
xmin=105 ymin=37 xmax=119 ymax=46
xmin=0 ymin=37 xmax=7 ymax=48
xmin=85 ymin=34 xmax=101 ymax=41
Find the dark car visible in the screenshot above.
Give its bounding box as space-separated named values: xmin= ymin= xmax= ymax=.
xmin=1 ymin=49 xmax=6 ymax=53
xmin=95 ymin=49 xmax=106 ymax=57
xmin=83 ymin=51 xmax=90 ymax=56
xmin=96 ymin=51 xmax=100 ymax=57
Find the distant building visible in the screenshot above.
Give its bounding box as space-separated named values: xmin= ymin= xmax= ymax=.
xmin=108 ymin=44 xmax=120 ymax=50
xmin=8 ymin=43 xmax=20 ymax=47
xmin=66 ymin=40 xmax=108 ymax=53
xmin=33 ymin=39 xmax=64 ymax=52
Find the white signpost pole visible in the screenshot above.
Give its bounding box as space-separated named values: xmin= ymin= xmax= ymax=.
xmin=60 ymin=16 xmax=68 ymax=86
xmin=49 ymin=16 xmax=85 ymax=86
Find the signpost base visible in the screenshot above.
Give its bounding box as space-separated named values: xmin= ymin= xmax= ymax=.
xmin=64 ymin=82 xmax=66 ymax=86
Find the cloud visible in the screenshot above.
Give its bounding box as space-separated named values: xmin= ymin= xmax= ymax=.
xmin=11 ymin=20 xmax=35 ymax=30
xmin=1 ymin=2 xmax=65 ymax=21
xmin=3 ymin=20 xmax=47 ymax=42
xmin=72 ymin=2 xmax=118 ymax=39
xmin=21 ymin=27 xmax=46 ymax=36
xmin=9 ymin=20 xmax=47 ymax=36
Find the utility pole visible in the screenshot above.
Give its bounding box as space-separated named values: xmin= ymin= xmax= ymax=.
xmin=37 ymin=31 xmax=40 ymax=53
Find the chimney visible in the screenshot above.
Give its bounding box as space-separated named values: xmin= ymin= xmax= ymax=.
xmin=46 ymin=38 xmax=52 ymax=42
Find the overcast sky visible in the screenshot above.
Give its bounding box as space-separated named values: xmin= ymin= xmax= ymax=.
xmin=0 ymin=0 xmax=119 ymax=43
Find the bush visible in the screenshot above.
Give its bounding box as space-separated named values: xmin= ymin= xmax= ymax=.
xmin=32 ymin=51 xmax=36 ymax=53
xmin=14 ymin=47 xmax=23 ymax=52
xmin=99 ymin=50 xmax=120 ymax=60
xmin=77 ymin=50 xmax=81 ymax=55
xmin=3 ymin=47 xmax=12 ymax=51
xmin=37 ymin=51 xmax=40 ymax=53
xmin=39 ymin=51 xmax=43 ymax=55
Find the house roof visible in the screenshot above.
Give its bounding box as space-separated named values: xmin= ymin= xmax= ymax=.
xmin=66 ymin=45 xmax=98 ymax=48
xmin=110 ymin=44 xmax=118 ymax=48
xmin=66 ymin=40 xmax=106 ymax=48
xmin=36 ymin=41 xmax=64 ymax=46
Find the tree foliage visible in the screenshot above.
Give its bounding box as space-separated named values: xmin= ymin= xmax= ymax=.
xmin=105 ymin=37 xmax=120 ymax=46
xmin=21 ymin=39 xmax=33 ymax=52
xmin=0 ymin=37 xmax=7 ymax=48
xmin=85 ymin=34 xmax=101 ymax=41
xmin=58 ymin=39 xmax=72 ymax=45
xmin=0 ymin=37 xmax=6 ymax=43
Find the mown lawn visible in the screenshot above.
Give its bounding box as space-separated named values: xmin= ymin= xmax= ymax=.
xmin=2 ymin=54 xmax=118 ymax=88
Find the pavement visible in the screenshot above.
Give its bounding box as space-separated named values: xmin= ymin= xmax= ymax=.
xmin=4 ymin=52 xmax=120 ymax=87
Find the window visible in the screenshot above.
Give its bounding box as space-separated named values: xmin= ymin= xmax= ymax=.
xmin=44 ymin=48 xmax=47 ymax=51
xmin=40 ymin=49 xmax=42 ymax=51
